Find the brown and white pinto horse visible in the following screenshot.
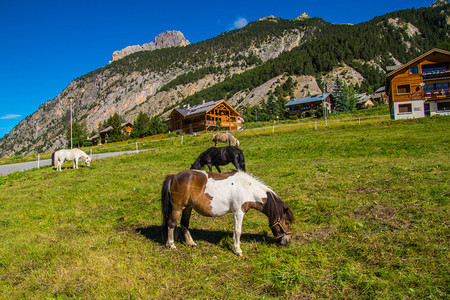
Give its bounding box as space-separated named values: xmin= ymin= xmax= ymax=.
xmin=161 ymin=169 xmax=294 ymax=256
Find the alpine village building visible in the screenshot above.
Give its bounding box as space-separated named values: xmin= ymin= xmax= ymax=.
xmin=165 ymin=100 xmax=242 ymax=134
xmin=386 ymin=48 xmax=450 ymax=120
xmin=285 ymin=93 xmax=333 ymax=117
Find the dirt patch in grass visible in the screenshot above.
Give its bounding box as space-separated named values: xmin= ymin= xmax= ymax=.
xmin=353 ymin=204 xmax=409 ymax=230
xmin=295 ymin=225 xmax=338 ymax=244
xmin=351 ymin=185 xmax=381 ymax=195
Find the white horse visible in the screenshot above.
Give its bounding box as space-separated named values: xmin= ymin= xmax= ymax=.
xmin=212 ymin=133 xmax=240 ymax=147
xmin=52 ymin=149 xmax=91 ymax=171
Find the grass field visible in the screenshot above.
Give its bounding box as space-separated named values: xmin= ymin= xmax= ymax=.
xmin=0 ymin=115 xmax=448 ymax=299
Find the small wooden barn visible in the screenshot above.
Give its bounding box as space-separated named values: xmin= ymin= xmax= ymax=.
xmin=165 ymin=100 xmax=241 ymax=134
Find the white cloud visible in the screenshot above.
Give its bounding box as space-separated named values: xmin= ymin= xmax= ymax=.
xmin=233 ymin=17 xmax=248 ymax=29
xmin=0 ymin=114 xmax=22 ymax=120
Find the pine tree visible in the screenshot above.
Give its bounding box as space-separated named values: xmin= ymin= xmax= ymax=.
xmin=106 ymin=113 xmax=122 ymax=142
xmin=333 ymin=76 xmax=346 ymax=112
xmin=66 ymin=121 xmax=88 ymax=148
xmin=133 ymin=111 xmax=150 ymax=138
xmin=344 ymin=84 xmax=358 ymax=112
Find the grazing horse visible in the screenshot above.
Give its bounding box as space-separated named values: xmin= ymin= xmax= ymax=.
xmin=161 ymin=169 xmax=294 ymax=256
xmin=212 ymin=133 xmax=240 ymax=147
xmin=190 ymin=146 xmax=245 ymax=173
xmin=52 ymin=148 xmax=91 ymax=171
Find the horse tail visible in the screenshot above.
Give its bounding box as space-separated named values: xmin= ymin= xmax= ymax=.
xmin=51 ymin=152 xmax=56 ymax=166
xmin=161 ymin=174 xmax=175 ymax=242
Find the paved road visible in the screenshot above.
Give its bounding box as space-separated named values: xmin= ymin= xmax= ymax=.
xmin=0 ymin=149 xmax=150 ymax=176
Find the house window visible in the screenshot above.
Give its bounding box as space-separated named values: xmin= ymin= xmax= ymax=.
xmin=398 ymin=103 xmax=412 ymax=113
xmin=437 ymin=102 xmax=450 ymax=111
xmin=398 ymin=85 xmax=411 ymax=94
xmin=422 ymin=64 xmax=447 ymax=73
xmin=410 ymin=67 xmax=418 ymax=74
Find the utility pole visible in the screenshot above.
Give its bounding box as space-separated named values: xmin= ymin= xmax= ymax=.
xmin=322 ymin=84 xmax=328 ymax=127
xmin=69 ymin=97 xmax=74 ymax=149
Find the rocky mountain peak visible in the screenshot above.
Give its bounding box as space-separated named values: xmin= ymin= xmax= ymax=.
xmin=110 ymin=30 xmax=190 ymax=62
xmin=430 ymin=0 xmax=448 ymax=8
xmin=293 ymin=12 xmax=310 ymax=20
xmin=258 ymin=15 xmax=278 ymax=22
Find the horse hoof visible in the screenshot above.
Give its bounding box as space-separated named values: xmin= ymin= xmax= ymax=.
xmin=235 ymin=251 xmax=243 ymax=257
xmin=190 ymin=244 xmax=197 ymax=248
xmin=167 ymin=244 xmax=177 ymax=250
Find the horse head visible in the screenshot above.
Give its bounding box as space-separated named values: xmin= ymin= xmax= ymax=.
xmin=85 ymin=155 xmax=91 ymax=167
xmin=190 ymin=160 xmax=203 ymax=170
xmin=265 ymin=192 xmax=294 ymax=245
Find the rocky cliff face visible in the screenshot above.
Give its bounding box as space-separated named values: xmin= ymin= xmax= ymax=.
xmin=110 ymin=30 xmax=190 ymax=62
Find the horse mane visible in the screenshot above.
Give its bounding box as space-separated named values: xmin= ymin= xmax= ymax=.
xmin=264 ymin=191 xmax=295 ymax=223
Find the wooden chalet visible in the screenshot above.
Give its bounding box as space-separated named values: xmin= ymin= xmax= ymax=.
xmin=87 ymin=122 xmax=133 ymax=145
xmin=386 ymin=48 xmax=450 ymax=119
xmin=121 ymin=122 xmax=133 ymax=136
xmin=166 ymin=100 xmax=241 ymax=134
xmin=285 ymin=93 xmax=333 ymax=117
xmin=356 ymin=93 xmax=374 ymax=109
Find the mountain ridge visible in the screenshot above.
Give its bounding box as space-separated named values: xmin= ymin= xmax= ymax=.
xmin=110 ymin=30 xmax=190 ymax=62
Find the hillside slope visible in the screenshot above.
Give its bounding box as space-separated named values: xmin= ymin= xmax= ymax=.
xmin=0 ymin=4 xmax=448 ymax=157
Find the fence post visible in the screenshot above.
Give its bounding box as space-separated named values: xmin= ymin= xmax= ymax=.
xmin=359 ymin=118 xmax=361 ymax=125
xmin=315 ymin=121 xmax=317 ymax=130
xmin=90 ymin=149 xmax=92 ymax=159
xmin=136 ymin=142 xmax=138 ymax=153
xmin=181 ymin=135 xmax=184 ymax=145
xmin=37 ymin=154 xmax=40 ymax=168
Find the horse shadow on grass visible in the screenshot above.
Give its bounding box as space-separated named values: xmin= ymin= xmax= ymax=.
xmin=136 ymin=225 xmax=278 ymax=248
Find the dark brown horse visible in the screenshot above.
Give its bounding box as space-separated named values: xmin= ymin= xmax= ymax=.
xmin=190 ymin=146 xmax=245 ymax=173
xmin=161 ymin=169 xmax=294 ymax=256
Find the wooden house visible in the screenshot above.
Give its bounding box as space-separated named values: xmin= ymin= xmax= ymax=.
xmin=356 ymin=93 xmax=374 ymax=109
xmin=121 ymin=122 xmax=133 ymax=136
xmin=386 ymin=48 xmax=450 ymax=119
xmin=372 ymin=86 xmax=389 ymax=105
xmin=285 ymin=93 xmax=333 ymax=117
xmin=165 ymin=100 xmax=241 ymax=134
xmin=87 ymin=122 xmax=133 ymax=145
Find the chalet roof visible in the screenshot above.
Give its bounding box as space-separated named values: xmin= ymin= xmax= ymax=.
xmin=386 ymin=65 xmax=402 ymax=72
xmin=387 ymin=48 xmax=450 ymax=78
xmin=171 ymin=99 xmax=240 ymax=119
xmin=100 ymin=126 xmax=113 ymax=133
xmin=356 ymin=93 xmax=373 ymax=104
xmin=87 ymin=134 xmax=100 ymax=141
xmin=374 ymin=86 xmax=385 ymax=93
xmin=181 ymin=100 xmax=224 ymax=117
xmin=285 ymin=93 xmax=331 ymax=107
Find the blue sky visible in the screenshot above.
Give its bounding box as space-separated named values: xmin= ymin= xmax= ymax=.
xmin=0 ymin=0 xmax=437 ymax=138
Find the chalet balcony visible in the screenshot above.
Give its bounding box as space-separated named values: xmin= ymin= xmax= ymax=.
xmin=205 ymin=120 xmax=237 ymax=128
xmin=422 ymin=69 xmax=450 ymax=80
xmin=424 ymin=89 xmax=450 ymax=100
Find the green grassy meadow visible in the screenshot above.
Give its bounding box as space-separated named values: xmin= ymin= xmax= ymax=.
xmin=0 ymin=116 xmax=448 ymax=299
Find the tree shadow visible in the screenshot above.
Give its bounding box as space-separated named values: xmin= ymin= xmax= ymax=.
xmin=136 ymin=225 xmax=277 ymax=246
